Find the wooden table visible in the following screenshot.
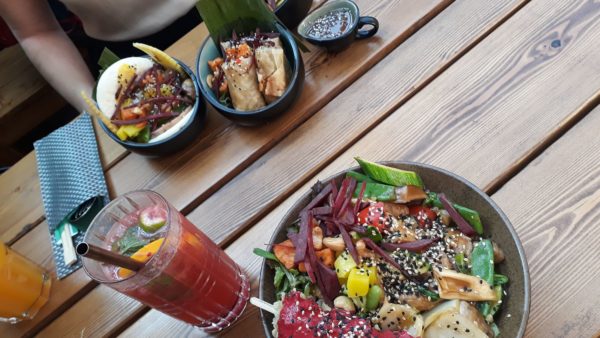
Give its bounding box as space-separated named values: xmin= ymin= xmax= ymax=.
xmin=2 ymin=0 xmax=600 ymax=337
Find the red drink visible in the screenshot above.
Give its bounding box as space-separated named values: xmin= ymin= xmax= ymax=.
xmin=81 ymin=191 xmax=249 ymax=332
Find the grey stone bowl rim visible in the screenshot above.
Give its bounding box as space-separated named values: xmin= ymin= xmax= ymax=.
xmin=258 ymin=160 xmax=530 ymax=337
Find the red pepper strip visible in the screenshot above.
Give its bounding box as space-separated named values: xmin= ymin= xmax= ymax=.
xmin=439 ymin=194 xmax=476 ymax=237
xmin=336 ymin=222 xmax=360 ymax=265
xmin=380 ymin=238 xmax=439 ymax=253
xmin=111 ymin=112 xmax=179 ymax=125
xmin=354 ymin=181 xmax=367 ymax=215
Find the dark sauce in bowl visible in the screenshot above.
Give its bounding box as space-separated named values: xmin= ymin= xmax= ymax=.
xmin=305 ymin=8 xmax=353 ymax=40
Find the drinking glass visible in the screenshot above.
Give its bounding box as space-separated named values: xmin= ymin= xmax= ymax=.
xmin=80 ymin=190 xmax=249 ymax=332
xmin=0 ymin=244 xmax=52 ymax=323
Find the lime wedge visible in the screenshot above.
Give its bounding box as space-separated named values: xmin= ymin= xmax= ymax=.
xmin=355 ymin=157 xmax=424 ymax=188
xmin=132 ymin=43 xmax=184 ymax=75
xmin=139 ymin=206 xmax=167 ymax=233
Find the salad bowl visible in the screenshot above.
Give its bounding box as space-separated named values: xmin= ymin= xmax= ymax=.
xmin=99 ymin=58 xmax=206 ymax=157
xmin=258 ymin=161 xmax=530 ymax=337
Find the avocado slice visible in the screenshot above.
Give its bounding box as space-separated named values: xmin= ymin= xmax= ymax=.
xmin=355 ymin=157 xmax=424 ymax=188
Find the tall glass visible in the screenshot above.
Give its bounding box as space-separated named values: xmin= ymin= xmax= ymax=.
xmin=0 ymin=244 xmax=52 ymax=323
xmin=80 ymin=190 xmax=249 ymax=332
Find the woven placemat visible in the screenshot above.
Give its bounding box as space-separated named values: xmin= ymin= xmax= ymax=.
xmin=34 ymin=114 xmax=109 ymax=279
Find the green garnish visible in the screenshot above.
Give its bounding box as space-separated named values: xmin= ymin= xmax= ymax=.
xmin=117 ymin=226 xmax=150 ymax=256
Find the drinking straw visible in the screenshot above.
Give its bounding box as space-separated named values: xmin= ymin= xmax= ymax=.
xmin=76 ymin=243 xmax=145 ymax=271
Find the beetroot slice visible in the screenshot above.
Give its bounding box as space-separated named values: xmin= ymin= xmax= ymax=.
xmin=336 ymin=178 xmax=356 ymax=219
xmin=362 ymin=238 xmax=407 ymax=274
xmin=381 ymin=238 xmax=438 ymax=253
xmin=312 ymin=206 xmax=332 ymax=216
xmin=302 ymin=183 xmax=333 ymax=214
xmin=293 ymin=211 xmax=311 ymax=265
xmin=439 ymin=193 xmax=476 ymax=237
xmin=354 ymin=181 xmax=367 ymax=215
xmin=336 ymin=222 xmax=360 ymax=265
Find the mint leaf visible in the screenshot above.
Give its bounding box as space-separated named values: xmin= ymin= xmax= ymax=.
xmin=118 ymin=226 xmax=149 ymax=256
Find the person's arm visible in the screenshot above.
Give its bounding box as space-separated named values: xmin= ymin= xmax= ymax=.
xmin=0 ymin=0 xmax=95 ymax=113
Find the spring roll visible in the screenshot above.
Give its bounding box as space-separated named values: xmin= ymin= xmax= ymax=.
xmin=221 ymin=41 xmax=265 ymax=111
xmin=255 ymin=37 xmax=288 ymax=103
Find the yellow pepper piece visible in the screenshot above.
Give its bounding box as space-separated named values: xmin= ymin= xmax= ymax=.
xmin=118 ymin=238 xmax=164 ymax=279
xmin=334 ymin=251 xmax=357 ymax=279
xmin=117 ymin=124 xmax=145 ymax=140
xmin=347 ymin=267 xmax=370 ymax=297
xmin=364 ymin=265 xmax=378 ymax=285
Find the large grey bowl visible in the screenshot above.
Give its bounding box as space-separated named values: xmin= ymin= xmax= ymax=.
xmin=258 ymin=161 xmax=530 ymax=337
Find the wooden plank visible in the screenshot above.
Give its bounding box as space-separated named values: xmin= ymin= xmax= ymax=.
xmin=120 ymin=0 xmax=600 ymax=335
xmin=0 ymin=26 xmax=212 ymax=338
xmin=104 ymin=0 xmax=449 ymax=217
xmin=30 ymin=1 xmax=450 ymax=337
xmin=492 ymin=107 xmax=600 ymax=337
xmin=0 ymin=223 xmax=95 ymax=338
xmin=183 ymin=0 xmax=600 ymax=247
xmin=0 ymin=0 xmax=326 ymax=245
xmin=0 ymin=46 xmax=50 ymax=119
xmin=0 ymin=24 xmax=208 ymax=245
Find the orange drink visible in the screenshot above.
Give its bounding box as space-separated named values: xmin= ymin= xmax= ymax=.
xmin=0 ymin=244 xmax=51 ymax=323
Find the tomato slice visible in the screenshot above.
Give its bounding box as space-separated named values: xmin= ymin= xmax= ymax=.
xmin=357 ymin=202 xmax=386 ymax=231
xmin=409 ymin=206 xmax=437 ymax=227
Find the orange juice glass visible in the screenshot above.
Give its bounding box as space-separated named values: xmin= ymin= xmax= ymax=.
xmin=0 ymin=244 xmax=52 ymax=323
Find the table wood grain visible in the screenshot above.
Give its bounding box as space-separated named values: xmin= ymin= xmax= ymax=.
xmin=5 ymin=1 xmax=451 ymax=337
xmin=2 ymin=0 xmax=600 ymax=337
xmin=119 ymin=1 xmax=600 ymax=337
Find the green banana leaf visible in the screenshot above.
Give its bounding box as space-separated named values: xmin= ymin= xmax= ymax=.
xmin=195 ymin=0 xmax=308 ymax=51
xmin=196 ymin=0 xmax=279 ymax=45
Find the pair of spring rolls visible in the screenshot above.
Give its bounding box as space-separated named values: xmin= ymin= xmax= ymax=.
xmin=220 ymin=37 xmax=288 ymax=111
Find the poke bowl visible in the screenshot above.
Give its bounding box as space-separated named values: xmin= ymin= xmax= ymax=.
xmin=196 ymin=22 xmax=304 ymax=126
xmin=257 ymin=159 xmax=530 ymax=337
xmin=94 ymin=46 xmax=206 ymax=157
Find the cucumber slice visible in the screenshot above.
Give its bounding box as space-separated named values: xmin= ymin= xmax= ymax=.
xmin=355 ymin=157 xmax=424 ymax=188
xmin=139 ymin=207 xmax=167 ymax=233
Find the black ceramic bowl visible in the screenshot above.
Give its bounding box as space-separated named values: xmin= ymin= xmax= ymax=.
xmin=298 ymin=0 xmax=378 ymax=52
xmin=274 ymin=0 xmax=313 ymax=29
xmin=99 ymin=59 xmax=206 ymax=157
xmin=196 ymin=23 xmax=304 ymax=126
xmin=258 ymin=161 xmax=530 ymax=337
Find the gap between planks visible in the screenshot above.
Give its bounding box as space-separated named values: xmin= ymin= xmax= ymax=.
xmin=199 ymin=0 xmax=532 ymax=250
xmin=5 ymin=0 xmax=451 ymax=336
xmin=107 ymin=0 xmax=537 ymax=336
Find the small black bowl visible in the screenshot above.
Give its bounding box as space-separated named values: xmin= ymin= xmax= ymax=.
xmin=274 ymin=0 xmax=313 ymax=29
xmin=258 ymin=161 xmax=530 ymax=337
xmin=196 ymin=23 xmax=304 ymax=126
xmin=99 ymin=60 xmax=206 ymax=157
xmin=298 ymin=0 xmax=378 ymax=52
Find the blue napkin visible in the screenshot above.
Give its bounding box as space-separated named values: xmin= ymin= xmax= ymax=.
xmin=34 ymin=113 xmax=109 ymax=279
